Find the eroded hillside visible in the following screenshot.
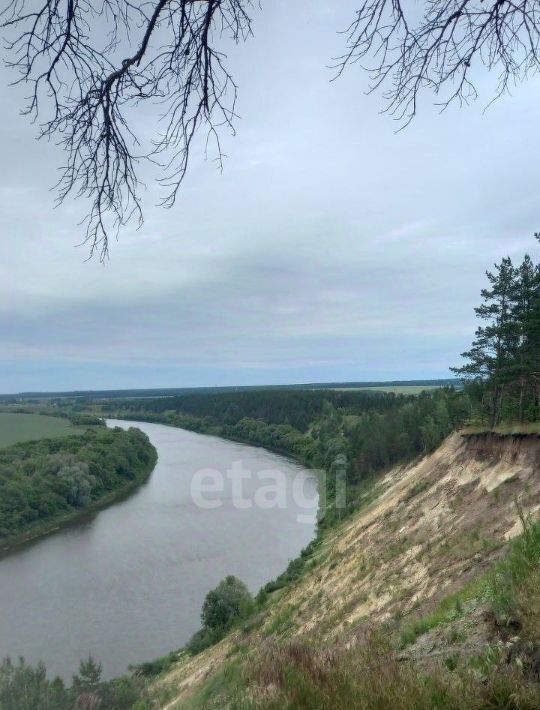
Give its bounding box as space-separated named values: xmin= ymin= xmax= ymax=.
xmin=154 ymin=431 xmax=540 ymax=708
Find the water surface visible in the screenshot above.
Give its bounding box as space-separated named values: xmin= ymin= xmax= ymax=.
xmin=0 ymin=420 xmax=317 ymax=679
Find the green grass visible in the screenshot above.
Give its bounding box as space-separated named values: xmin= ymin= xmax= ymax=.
xmin=186 ymin=655 xmax=245 ymax=709
xmin=488 ymin=512 xmax=540 ymax=627
xmin=462 ymin=421 xmax=540 ymax=436
xmin=398 ymin=514 xmax=540 ymax=650
xmin=399 ymin=577 xmax=487 ymax=649
xmin=263 ymin=604 xmax=300 ymax=638
xmin=0 ymin=412 xmax=84 ymax=447
xmin=189 ymin=631 xmax=540 ymax=710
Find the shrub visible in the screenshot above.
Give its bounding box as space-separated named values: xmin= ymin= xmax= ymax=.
xmin=186 ymin=627 xmax=225 ymax=655
xmin=187 ymin=575 xmax=254 ymax=655
xmin=201 ymin=576 xmax=253 ymax=631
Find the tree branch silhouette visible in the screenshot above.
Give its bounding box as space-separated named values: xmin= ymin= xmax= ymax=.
xmin=2 ymin=0 xmax=251 ymax=259
xmin=334 ymin=1 xmax=540 ymax=126
xmin=3 ymin=1 xmax=540 ymax=258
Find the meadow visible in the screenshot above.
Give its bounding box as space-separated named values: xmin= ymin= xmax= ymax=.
xmin=0 ymin=412 xmax=85 ymax=447
xmin=339 ymin=385 xmax=445 ymax=394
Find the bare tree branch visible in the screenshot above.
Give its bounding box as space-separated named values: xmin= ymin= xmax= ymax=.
xmin=334 ymin=1 xmax=540 ymax=126
xmin=2 ymin=0 xmax=252 ymax=259
xmin=3 ymin=1 xmax=540 ymax=258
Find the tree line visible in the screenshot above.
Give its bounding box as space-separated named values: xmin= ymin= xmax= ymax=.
xmin=103 ymin=389 xmax=412 ymax=433
xmin=105 ymin=386 xmax=470 ymax=526
xmin=0 ymin=655 xmax=148 ymax=710
xmin=452 ymin=239 xmax=540 ymax=426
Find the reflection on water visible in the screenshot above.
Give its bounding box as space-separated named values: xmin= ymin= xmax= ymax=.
xmin=0 ymin=420 xmax=318 ymax=679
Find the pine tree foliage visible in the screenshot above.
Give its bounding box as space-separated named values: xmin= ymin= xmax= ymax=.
xmin=452 ymin=239 xmax=540 ymax=425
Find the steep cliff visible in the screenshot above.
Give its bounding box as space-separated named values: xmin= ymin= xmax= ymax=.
xmin=153 ymin=432 xmax=540 ymax=708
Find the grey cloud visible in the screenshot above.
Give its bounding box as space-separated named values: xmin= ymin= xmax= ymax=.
xmin=2 ymin=0 xmax=539 ymax=390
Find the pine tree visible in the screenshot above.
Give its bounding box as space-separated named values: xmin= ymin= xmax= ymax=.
xmin=72 ymin=656 xmax=102 ymax=695
xmin=524 ymin=261 xmax=540 ymax=417
xmin=453 ymin=236 xmax=540 ymax=425
xmin=512 ymin=255 xmax=538 ymax=420
xmin=452 ymin=257 xmax=516 ymax=425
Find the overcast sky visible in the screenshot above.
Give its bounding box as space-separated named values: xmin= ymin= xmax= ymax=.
xmin=1 ymin=0 xmax=539 ymax=393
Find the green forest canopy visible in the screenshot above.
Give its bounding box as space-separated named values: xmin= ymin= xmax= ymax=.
xmin=0 ymin=427 xmax=156 ymax=544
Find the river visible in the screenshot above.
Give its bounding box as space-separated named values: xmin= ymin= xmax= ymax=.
xmin=0 ymin=420 xmax=318 ymax=680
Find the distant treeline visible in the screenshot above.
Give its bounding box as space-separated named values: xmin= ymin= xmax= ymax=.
xmin=103 ymin=387 xmax=469 ymax=524
xmin=103 ymin=389 xmax=415 ymax=432
xmin=0 ymin=427 xmax=156 ymax=546
xmin=453 ymin=239 xmax=540 ymax=425
xmin=0 ymin=378 xmax=459 ymax=402
xmin=0 ymin=407 xmax=105 ymax=428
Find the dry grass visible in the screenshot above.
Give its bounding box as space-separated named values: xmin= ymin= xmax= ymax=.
xmin=221 ymin=633 xmax=540 ymax=710
xmin=518 ymin=569 xmax=540 ymax=643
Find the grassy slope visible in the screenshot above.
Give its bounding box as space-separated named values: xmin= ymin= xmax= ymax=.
xmin=153 ymin=430 xmax=540 ymax=708
xmin=0 ymin=412 xmax=85 ymax=447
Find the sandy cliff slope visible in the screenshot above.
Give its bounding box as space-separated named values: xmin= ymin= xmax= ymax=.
xmin=155 ymin=431 xmax=540 ymax=707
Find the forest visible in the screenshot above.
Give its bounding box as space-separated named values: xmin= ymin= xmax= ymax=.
xmin=0 ymin=427 xmax=156 ymax=545
xmin=101 ymin=387 xmax=470 ymax=524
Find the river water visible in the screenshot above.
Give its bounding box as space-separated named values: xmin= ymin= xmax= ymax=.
xmin=0 ymin=420 xmax=318 ymax=680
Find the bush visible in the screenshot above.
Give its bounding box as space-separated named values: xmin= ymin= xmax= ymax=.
xmin=201 ymin=576 xmax=253 ymax=631
xmin=187 ymin=576 xmax=254 ymax=655
xmin=186 ymin=627 xmax=226 ymax=655
xmin=68 ymin=414 xmax=105 ymax=427
xmin=130 ymin=651 xmax=181 ymax=678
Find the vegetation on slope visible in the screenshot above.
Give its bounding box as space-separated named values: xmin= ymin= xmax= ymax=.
xmin=186 ymin=576 xmax=255 ymax=656
xmin=0 ymin=426 xmax=156 ymax=548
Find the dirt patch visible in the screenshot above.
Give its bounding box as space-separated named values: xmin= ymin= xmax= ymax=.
xmin=261 ymin=432 xmax=540 ymax=640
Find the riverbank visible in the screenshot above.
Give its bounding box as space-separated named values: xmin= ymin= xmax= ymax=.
xmin=0 ymin=463 xmax=156 ymax=557
xmin=105 ymin=411 xmax=312 ymax=461
xmin=98 ymin=411 xmax=331 ymax=520
xmin=0 ymin=426 xmax=157 ymax=556
xmin=0 ymin=419 xmax=317 ymax=681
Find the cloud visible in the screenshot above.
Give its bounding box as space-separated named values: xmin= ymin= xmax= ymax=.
xmin=1 ymin=0 xmax=539 ymax=391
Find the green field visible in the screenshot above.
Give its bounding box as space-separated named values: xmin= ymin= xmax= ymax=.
xmin=0 ymin=413 xmax=84 ymax=447
xmin=334 ymin=385 xmax=445 ymax=394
